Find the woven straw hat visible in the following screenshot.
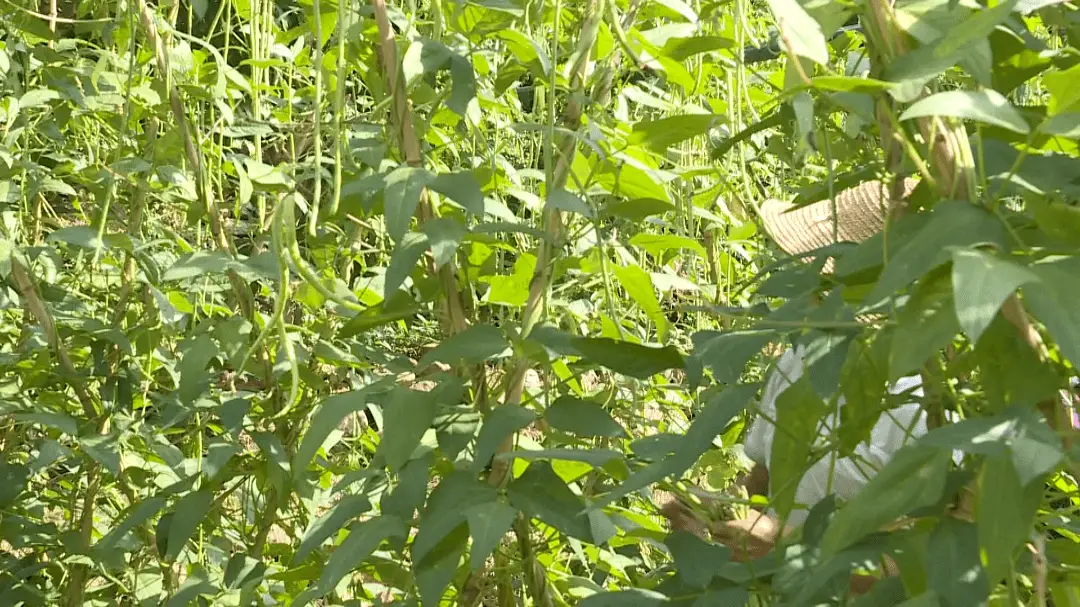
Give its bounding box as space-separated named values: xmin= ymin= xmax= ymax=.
xmin=760 ymin=178 xmax=919 ymax=259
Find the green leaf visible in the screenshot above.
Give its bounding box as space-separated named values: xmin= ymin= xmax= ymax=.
xmin=384 ymin=230 xmax=430 ymax=298
xmin=570 ymin=337 xmax=684 ymax=379
xmin=203 ymin=439 xmax=239 ymax=481
xmin=865 ymin=201 xmax=1008 ymax=306
xmin=296 ymin=517 xmax=407 ymax=606
xmin=294 ymin=494 xmax=373 ymax=564
xmin=629 ymin=233 xmax=707 ymax=257
xmin=464 ymin=500 xmax=518 ymax=571
xmin=376 ymin=385 xmax=442 ymax=471
xmin=544 ymin=396 xmax=627 ymax=438
xmin=1024 ymin=256 xmax=1080 ymax=366
xmin=899 ymin=90 xmax=1030 ymax=134
xmin=977 ymin=455 xmax=1043 ymax=584
xmin=1031 ymin=198 xmax=1080 ymax=246
xmin=765 ymin=0 xmax=830 ymax=65
xmin=177 ymin=334 xmax=219 ymax=405
xmin=429 ymin=171 xmax=484 ymax=215
xmin=166 ymin=567 xmax=217 ymax=607
xmin=691 ymin=330 xmax=776 ymax=384
xmin=612 ymin=264 xmax=669 ymax=341
xmin=665 ymin=530 xmax=731 ymax=588
xmin=629 ymin=114 xmax=724 ymax=152
xmin=819 ymin=446 xmax=951 ymax=558
xmin=812 ymin=76 xmax=894 ymax=93
xmin=381 ymin=454 xmax=433 ymax=526
xmin=166 ymin=490 xmax=215 ymax=561
xmin=925 ymin=519 xmax=989 ymax=607
xmin=592 ymin=384 xmax=758 ymax=508
xmin=223 ymin=553 xmax=267 ymax=590
xmin=422 ymin=217 xmax=466 ymax=270
xmin=770 ymin=377 xmax=828 ymax=520
xmin=481 ymin=253 xmax=535 ymax=307
xmin=384 ymin=166 xmax=434 ymax=243
xmin=162 ymin=250 xmax=236 ymax=281
xmin=507 ymin=461 xmax=594 ymax=541
xmin=472 ymin=404 xmax=537 ymax=474
xmin=419 ymin=323 xmax=510 ymax=368
xmin=578 ymin=589 xmax=669 ymax=606
xmin=498 ymin=448 xmax=624 ymax=469
xmin=413 ymin=472 xmax=497 ymax=566
xmin=1044 ymin=63 xmax=1080 ymax=115
xmin=401 ymin=39 xmax=477 ymax=118
xmin=0 ymin=463 xmax=29 ymax=509
xmin=95 ymin=496 xmax=168 ymax=552
xmin=950 ymin=248 xmax=1037 ymax=344
xmin=294 ymin=380 xmax=393 ymax=470
xmin=662 ymin=36 xmax=735 ymax=61
xmin=890 ymin=274 xmax=960 ymax=380
xmin=546 ymin=188 xmax=594 ymax=218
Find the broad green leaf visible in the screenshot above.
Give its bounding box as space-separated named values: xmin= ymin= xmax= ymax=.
xmin=481 ymin=253 xmax=535 ymax=307
xmin=890 ymin=273 xmax=961 ymax=380
xmin=384 ymin=230 xmax=430 ymax=297
xmin=864 ymin=201 xmax=1008 ymax=306
xmin=96 ymin=496 xmax=168 ymax=552
xmin=295 ymin=517 xmax=407 ymax=606
xmin=765 ymin=0 xmax=830 ymax=65
xmin=422 ymin=217 xmax=466 ymax=270
xmin=812 ymin=76 xmax=894 ymax=93
xmin=592 ymin=384 xmax=758 ymax=508
xmin=384 ymin=166 xmax=434 ymax=243
xmin=577 ymin=589 xmax=669 ymax=606
xmin=899 ymin=90 xmax=1030 ymax=134
xmin=497 ymin=448 xmax=624 ymax=468
xmin=819 ymin=446 xmax=951 ymax=557
xmin=692 ymin=330 xmax=776 ymax=384
xmin=544 ymin=396 xmax=627 ymax=438
xmin=418 ymin=323 xmax=510 ymax=368
xmin=1031 ymin=198 xmax=1080 ymax=246
xmin=401 ymin=39 xmax=477 ymax=118
xmin=166 ymin=490 xmax=215 ymax=561
xmin=223 ymin=553 xmax=267 ymax=590
xmin=975 ymin=316 xmax=1059 ymax=412
xmin=294 ymin=379 xmax=392 ymax=470
xmin=412 ymin=472 xmax=497 ymax=565
xmin=926 ymin=519 xmax=989 ymax=607
xmin=163 ymin=251 xmax=236 ymax=281
xmin=629 ymin=233 xmax=707 ymax=257
xmin=1037 ymin=112 xmax=1080 ymax=137
xmin=0 ymin=462 xmax=29 ymax=509
xmin=416 ymin=529 xmax=467 ymax=606
xmin=1044 ymin=63 xmax=1080 ymax=115
xmin=177 ymin=334 xmax=219 ymax=405
xmin=429 ymin=171 xmax=484 ymax=215
xmin=629 ymin=114 xmax=723 ymax=152
xmin=770 ymin=377 xmax=828 ymax=520
xmin=665 ymin=530 xmax=731 ymax=588
xmin=376 ymin=385 xmax=443 ymax=471
xmin=166 ymin=567 xmax=217 ymax=607
xmin=79 ymin=434 xmax=122 ymax=477
xmin=570 ymin=337 xmax=684 ymax=379
xmin=950 ymin=248 xmax=1037 ymax=344
xmin=381 ymin=453 xmax=433 ymax=526
xmin=472 ymin=404 xmax=537 ymax=474
xmin=662 ymin=36 xmax=735 ymax=61
xmin=294 ymin=494 xmax=373 ymax=564
xmin=612 ymin=264 xmax=669 ymax=341
xmin=546 ymin=188 xmax=594 ymax=218
xmin=202 ymin=439 xmax=239 ymax=481
xmin=1024 ymin=256 xmax=1080 ymax=366
xmin=977 ymin=455 xmax=1043 ymax=584
xmin=507 ymin=461 xmax=594 ymax=541
xmin=465 ymin=500 xmax=518 ymax=571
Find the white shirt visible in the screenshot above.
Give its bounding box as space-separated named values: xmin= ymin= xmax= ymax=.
xmin=744 ymin=345 xmax=929 ymax=528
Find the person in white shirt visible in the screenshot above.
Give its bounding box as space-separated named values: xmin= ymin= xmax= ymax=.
xmin=663 ymin=179 xmax=926 ymax=591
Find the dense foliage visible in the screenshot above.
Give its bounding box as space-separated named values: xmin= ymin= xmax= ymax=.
xmin=2 ymin=0 xmax=1080 ymax=604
